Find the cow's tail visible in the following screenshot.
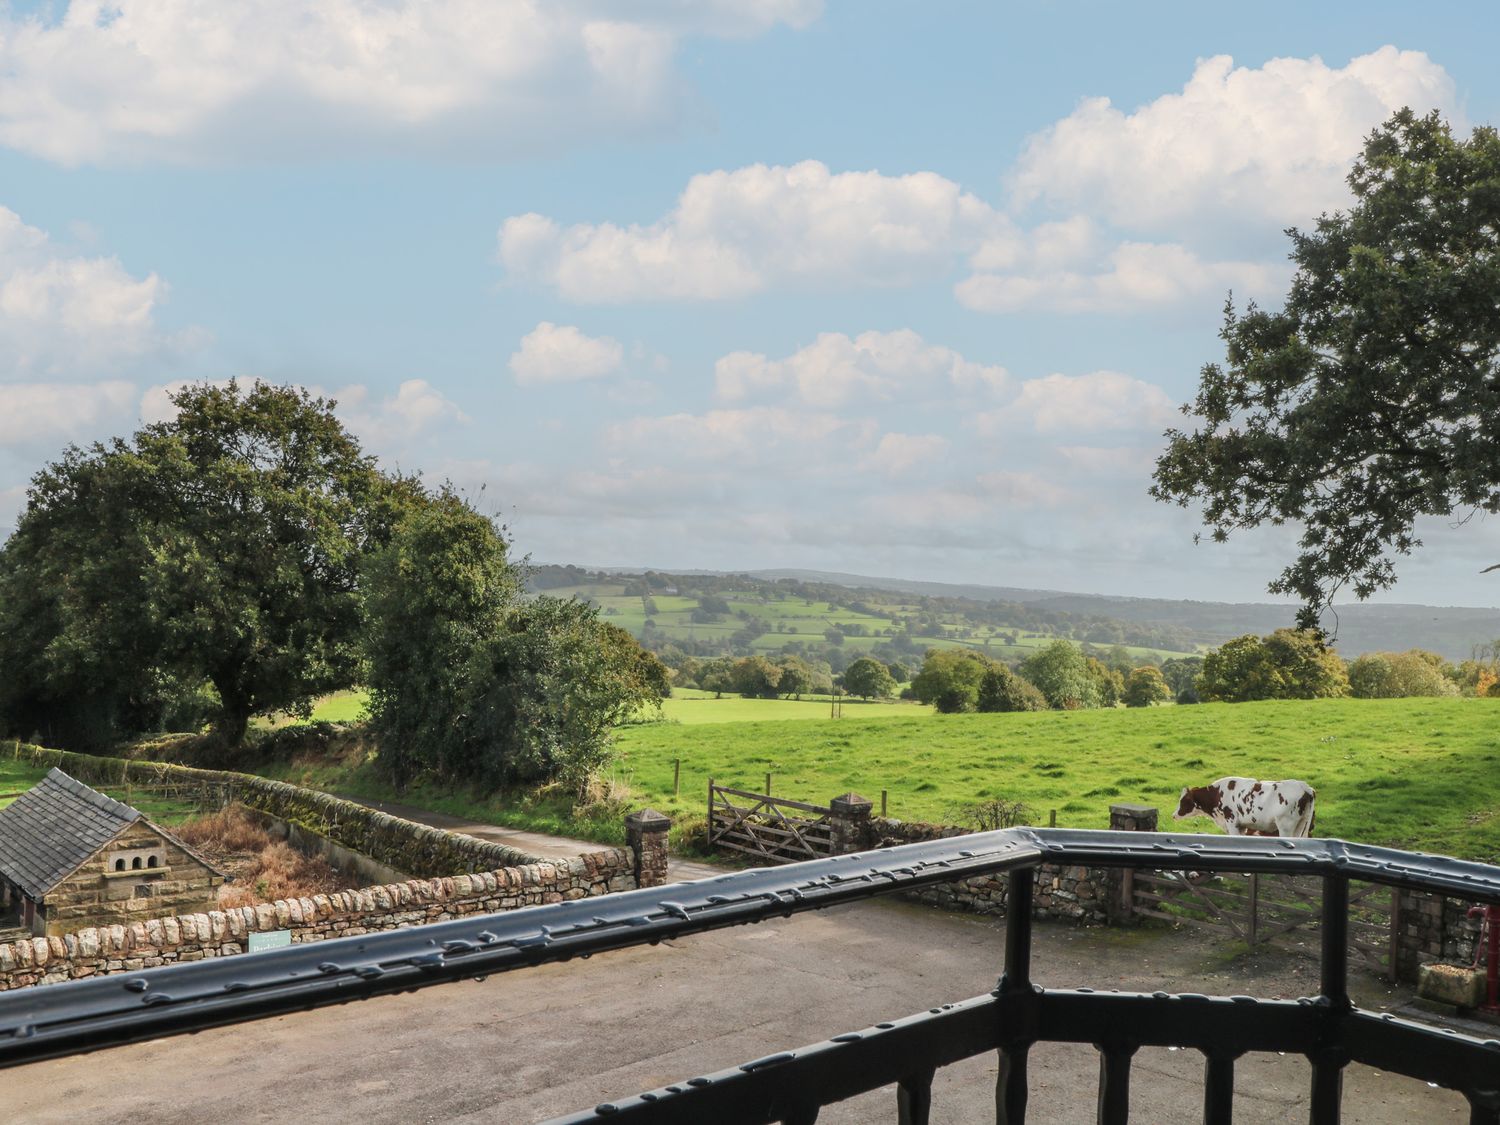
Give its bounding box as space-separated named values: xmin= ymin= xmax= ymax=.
xmin=1308 ymin=808 xmax=1317 ymax=837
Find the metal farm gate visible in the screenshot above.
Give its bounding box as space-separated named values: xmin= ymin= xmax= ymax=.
xmin=1132 ymin=868 xmax=1400 ymax=978
xmin=707 ymin=782 xmax=836 ymax=864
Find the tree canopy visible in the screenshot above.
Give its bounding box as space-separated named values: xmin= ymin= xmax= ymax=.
xmin=1196 ymin=629 xmax=1350 ymax=703
xmin=1122 ymin=666 xmax=1173 ymax=708
xmin=1152 ymin=110 xmax=1500 ymax=625
xmin=0 ymin=381 xmax=413 ymax=747
xmin=842 ymin=656 xmax=896 ymax=700
xmin=362 ymin=491 xmax=668 ymax=792
xmin=1018 ymin=641 xmax=1099 ymax=710
xmin=976 ymin=663 xmax=1047 ymax=712
xmin=1347 ymin=649 xmax=1457 ymax=698
xmin=910 ymin=649 xmax=990 ymax=713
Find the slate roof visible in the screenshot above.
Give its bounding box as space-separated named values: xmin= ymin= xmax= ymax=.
xmin=0 ymin=768 xmax=185 ymax=900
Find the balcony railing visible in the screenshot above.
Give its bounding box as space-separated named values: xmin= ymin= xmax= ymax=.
xmin=1 ymin=828 xmax=1498 ymax=1123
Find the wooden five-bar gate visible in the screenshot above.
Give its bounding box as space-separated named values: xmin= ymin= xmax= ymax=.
xmin=1132 ymin=867 xmax=1401 ymax=978
xmin=707 ymin=781 xmax=837 ymax=863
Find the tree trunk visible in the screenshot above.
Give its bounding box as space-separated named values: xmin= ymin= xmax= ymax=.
xmin=210 ymin=672 xmax=252 ymax=747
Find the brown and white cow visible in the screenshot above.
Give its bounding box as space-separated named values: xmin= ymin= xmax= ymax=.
xmin=1173 ymin=777 xmax=1316 ymax=837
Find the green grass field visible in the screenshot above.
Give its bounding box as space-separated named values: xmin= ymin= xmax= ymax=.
xmin=613 ymin=697 xmax=1500 ymax=862
xmin=644 ymin=689 xmax=931 ymax=724
xmin=0 ymin=757 xmax=202 ymax=825
xmin=253 ymin=697 xmax=1500 ymax=864
xmin=308 ymin=690 xmax=368 ymax=723
xmin=566 ymin=581 xmax=1199 ymax=662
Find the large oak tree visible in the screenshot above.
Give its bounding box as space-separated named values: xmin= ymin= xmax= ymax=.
xmin=1152 ymin=110 xmax=1500 ymax=626
xmin=0 ymin=381 xmax=416 ymax=747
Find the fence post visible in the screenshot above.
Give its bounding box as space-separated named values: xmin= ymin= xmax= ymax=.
xmin=1106 ymin=803 xmax=1158 ymax=926
xmin=1248 ymin=873 xmax=1260 ymax=947
xmin=672 ymin=758 xmax=681 ymax=797
xmin=829 ymin=793 xmax=874 ymax=854
xmin=624 ymin=808 xmax=672 ymax=888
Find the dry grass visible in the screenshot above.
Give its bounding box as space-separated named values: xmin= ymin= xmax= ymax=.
xmin=176 ymin=803 xmax=273 ymax=852
xmin=177 ymin=803 xmax=354 ymax=909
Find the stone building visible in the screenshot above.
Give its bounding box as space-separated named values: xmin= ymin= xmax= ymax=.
xmin=0 ymin=768 xmax=225 ymax=939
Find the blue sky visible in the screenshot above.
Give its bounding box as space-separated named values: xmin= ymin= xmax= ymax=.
xmin=1 ymin=1 xmax=1497 ymax=606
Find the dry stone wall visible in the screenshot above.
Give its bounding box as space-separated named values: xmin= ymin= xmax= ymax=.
xmin=3 ymin=741 xmax=541 ymax=876
xmin=868 ymin=817 xmax=1108 ymax=923
xmin=0 ymin=849 xmax=633 ymax=990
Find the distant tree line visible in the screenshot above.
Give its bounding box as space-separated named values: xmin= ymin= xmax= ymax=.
xmin=897 ymin=627 xmax=1499 ymax=716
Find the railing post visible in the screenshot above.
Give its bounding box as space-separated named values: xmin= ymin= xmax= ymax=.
xmin=1203 ymin=1052 xmax=1235 ymax=1125
xmin=1097 ymin=1044 xmax=1137 ymax=1125
xmin=996 ymin=866 xmax=1036 ymax=1125
xmin=829 ymin=793 xmax=873 ymax=854
xmin=1466 ymin=1091 xmax=1500 ymax=1125
xmin=624 ymin=808 xmax=671 ymax=889
xmin=1310 ymin=873 xmax=1351 ymax=1125
xmin=898 ymin=1067 xmax=935 ymax=1125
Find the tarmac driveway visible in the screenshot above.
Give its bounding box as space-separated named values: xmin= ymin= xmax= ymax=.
xmin=5 ymin=897 xmax=1472 ymax=1123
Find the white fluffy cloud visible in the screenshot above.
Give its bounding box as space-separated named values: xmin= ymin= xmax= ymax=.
xmin=1011 ymin=47 xmax=1457 ymax=230
xmin=881 ymin=471 xmax=1074 ymax=531
xmin=0 ymin=380 xmax=136 ymax=444
xmin=338 ymin=379 xmax=467 ymax=447
xmin=958 ymin=240 xmax=1286 ymax=314
xmin=858 ymin=432 xmax=948 ymax=477
xmin=499 ymin=160 xmax=1004 ymax=301
xmin=0 ymin=0 xmax=820 ymax=165
xmin=607 ymin=405 xmax=875 ymax=467
xmin=715 ymin=329 xmax=1007 ymax=407
xmin=0 ymin=206 xmax=167 ymax=375
xmin=990 ymin=371 xmax=1178 ymax=435
xmin=509 ymin=321 xmax=624 ymax=385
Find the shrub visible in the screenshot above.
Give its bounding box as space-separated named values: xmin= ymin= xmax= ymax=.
xmin=1123 ymin=666 xmax=1173 ymax=707
xmin=1019 ymin=641 xmax=1100 ymax=709
xmin=953 ymin=797 xmax=1035 ymax=831
xmin=1348 ymin=650 xmax=1458 ymax=698
xmin=976 ymin=665 xmax=1048 ymax=712
xmin=911 ymin=649 xmax=990 ymax=713
xmin=1197 ymin=629 xmax=1349 ymax=702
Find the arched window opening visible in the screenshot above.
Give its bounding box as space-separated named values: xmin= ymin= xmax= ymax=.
xmin=131 ymin=856 xmax=142 ymax=870
xmin=147 ymin=855 xmax=159 ymax=868
xmin=114 ymin=859 xmax=126 ymax=871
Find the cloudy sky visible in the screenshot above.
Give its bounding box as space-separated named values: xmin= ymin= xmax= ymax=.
xmin=2 ymin=0 xmax=1497 ymax=606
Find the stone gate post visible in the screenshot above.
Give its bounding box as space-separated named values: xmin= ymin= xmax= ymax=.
xmin=829 ymin=793 xmax=873 ymax=855
xmin=1106 ymin=803 xmax=1158 ymax=926
xmin=624 ymin=808 xmax=672 ymax=888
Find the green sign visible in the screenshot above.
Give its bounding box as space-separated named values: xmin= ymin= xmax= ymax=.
xmin=247 ymin=929 xmax=293 ymax=953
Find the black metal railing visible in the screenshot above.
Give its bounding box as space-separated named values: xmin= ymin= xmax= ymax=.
xmin=2 ymin=829 xmax=1498 ymax=1123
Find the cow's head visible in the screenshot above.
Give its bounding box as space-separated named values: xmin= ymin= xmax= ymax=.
xmin=1174 ymin=787 xmax=1196 ymax=819
xmin=1173 ymin=785 xmax=1218 ymax=821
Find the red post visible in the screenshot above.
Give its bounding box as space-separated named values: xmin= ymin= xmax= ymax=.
xmin=1468 ymin=904 xmax=1500 ymax=1012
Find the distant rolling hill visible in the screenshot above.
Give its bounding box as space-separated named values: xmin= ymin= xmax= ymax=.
xmin=744 ymin=569 xmax=1500 ymax=661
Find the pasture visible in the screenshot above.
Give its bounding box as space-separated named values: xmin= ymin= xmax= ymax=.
xmin=642 ymin=688 xmax=931 ymax=724
xmin=548 ymin=581 xmax=1197 ymax=662
xmin=613 ymin=697 xmax=1500 ymax=862
xmin=0 ymin=757 xmax=201 ymax=825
